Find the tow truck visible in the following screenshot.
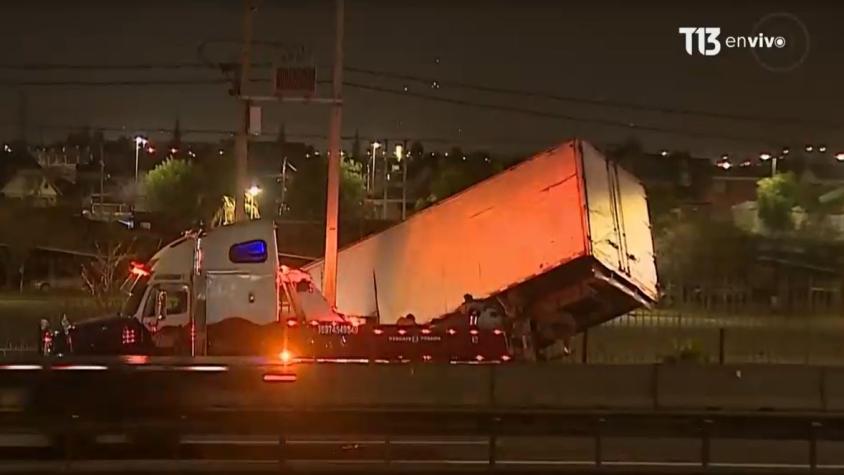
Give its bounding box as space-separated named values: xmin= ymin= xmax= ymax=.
xmin=42 ymin=140 xmax=657 ymax=362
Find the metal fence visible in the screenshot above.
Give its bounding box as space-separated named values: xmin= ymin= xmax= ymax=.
xmin=563 ymin=310 xmax=844 ymax=365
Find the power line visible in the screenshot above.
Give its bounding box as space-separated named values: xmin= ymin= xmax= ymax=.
xmin=0 ymin=76 xmax=799 ymax=145
xmin=1 ymin=61 xmax=836 ymax=129
xmin=343 ymin=81 xmax=780 ymax=145
xmin=0 ymin=79 xmax=228 ymax=86
xmin=346 ymin=66 xmax=841 ymax=130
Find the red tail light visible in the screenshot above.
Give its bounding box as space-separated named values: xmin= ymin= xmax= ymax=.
xmin=493 ymin=329 xmax=503 ymax=335
xmin=475 ymin=354 xmax=485 ymax=361
xmin=129 ymin=261 xmax=150 ymax=277
xmin=373 ymin=328 xmax=384 ymax=335
xmin=421 ymin=328 xmax=431 ymax=335
xmin=286 ymin=318 xmax=298 ymax=327
xmin=469 ymin=329 xmax=479 ymax=336
xmin=501 ymin=354 xmax=512 ymax=362
xmin=309 ymin=320 xmax=319 ymax=327
xmin=397 ymin=329 xmax=407 ymax=335
xmin=447 ymin=328 xmax=457 ymax=335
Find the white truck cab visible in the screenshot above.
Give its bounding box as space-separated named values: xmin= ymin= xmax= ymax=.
xmin=122 ymin=219 xmax=281 ymax=354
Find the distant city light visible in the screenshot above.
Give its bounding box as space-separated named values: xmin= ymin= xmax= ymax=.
xmin=805 ymin=144 xmax=814 ymax=153
xmin=431 ymin=80 xmax=441 ymax=89
xmin=170 ymin=147 xmax=178 ymax=154
xmin=402 ymin=85 xmax=409 ymax=92
xmin=819 ymin=145 xmax=828 ymax=153
xmin=781 ymin=147 xmax=790 ymax=155
xmin=2 ymin=144 xmax=11 ymax=153
xmin=146 ymin=146 xmax=155 ymax=154
xmin=218 ymin=149 xmax=224 ymax=156
xmin=659 ymin=150 xmax=669 ymax=157
xmin=760 ymin=152 xmax=772 ymax=161
xmin=836 ymin=152 xmax=844 ymax=162
xmin=721 ymin=154 xmax=729 ymax=161
xmin=717 ymin=160 xmax=732 ymax=170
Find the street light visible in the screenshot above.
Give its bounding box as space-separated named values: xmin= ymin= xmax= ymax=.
xmin=134 ymin=136 xmax=148 ymax=186
xmin=394 ymin=144 xmax=404 ymax=161
xmin=368 ymin=141 xmax=381 ymax=190
xmin=760 ymin=152 xmax=777 ymax=176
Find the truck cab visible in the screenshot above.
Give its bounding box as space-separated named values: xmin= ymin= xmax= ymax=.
xmin=47 ymin=219 xmax=509 ymax=362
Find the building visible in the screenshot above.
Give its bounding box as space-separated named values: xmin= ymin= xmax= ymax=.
xmin=0 ymin=168 xmax=61 ymax=206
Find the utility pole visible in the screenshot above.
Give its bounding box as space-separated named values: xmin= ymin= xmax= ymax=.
xmin=323 ymin=0 xmax=345 ymax=307
xmin=234 ymin=0 xmax=254 ymax=222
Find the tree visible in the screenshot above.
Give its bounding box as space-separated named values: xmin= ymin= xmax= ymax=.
xmin=285 ymin=157 xmax=367 ymax=220
xmin=81 ymin=241 xmax=134 ymax=311
xmin=757 ymin=172 xmax=799 ymax=232
xmin=417 ymin=150 xmax=500 ymax=209
xmin=144 ymin=158 xmax=210 ymax=226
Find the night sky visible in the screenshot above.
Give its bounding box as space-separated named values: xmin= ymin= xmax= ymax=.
xmin=2 ymin=0 xmax=842 ymax=158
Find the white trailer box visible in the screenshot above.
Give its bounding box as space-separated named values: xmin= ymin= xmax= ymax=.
xmin=304 ymin=140 xmax=657 ymax=327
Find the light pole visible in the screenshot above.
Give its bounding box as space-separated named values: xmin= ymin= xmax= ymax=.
xmin=134 ymin=136 xmax=148 ymax=186
xmin=369 ymin=141 xmax=381 ymax=191
xmin=760 ymin=152 xmax=776 ymax=176
xmin=394 ymin=143 xmax=406 ymax=220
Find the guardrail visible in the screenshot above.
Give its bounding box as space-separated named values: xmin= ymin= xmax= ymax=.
xmin=2 ymin=359 xmax=844 ymax=414
xmin=1 ymin=360 xmax=844 ymax=472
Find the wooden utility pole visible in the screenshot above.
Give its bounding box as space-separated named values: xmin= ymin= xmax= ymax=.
xmin=234 ymin=0 xmax=254 ymax=222
xmin=323 ymin=0 xmax=345 ymax=306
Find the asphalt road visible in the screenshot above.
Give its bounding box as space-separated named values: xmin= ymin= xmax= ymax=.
xmin=2 ymin=434 xmax=844 ymax=473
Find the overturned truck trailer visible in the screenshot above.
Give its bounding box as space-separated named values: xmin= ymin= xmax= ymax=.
xmin=306 ymin=140 xmax=658 ymax=358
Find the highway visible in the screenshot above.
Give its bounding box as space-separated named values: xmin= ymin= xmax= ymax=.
xmin=2 ymin=434 xmax=844 ymax=473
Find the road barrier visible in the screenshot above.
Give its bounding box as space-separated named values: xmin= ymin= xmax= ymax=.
xmin=1 ymin=360 xmax=844 ymax=472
